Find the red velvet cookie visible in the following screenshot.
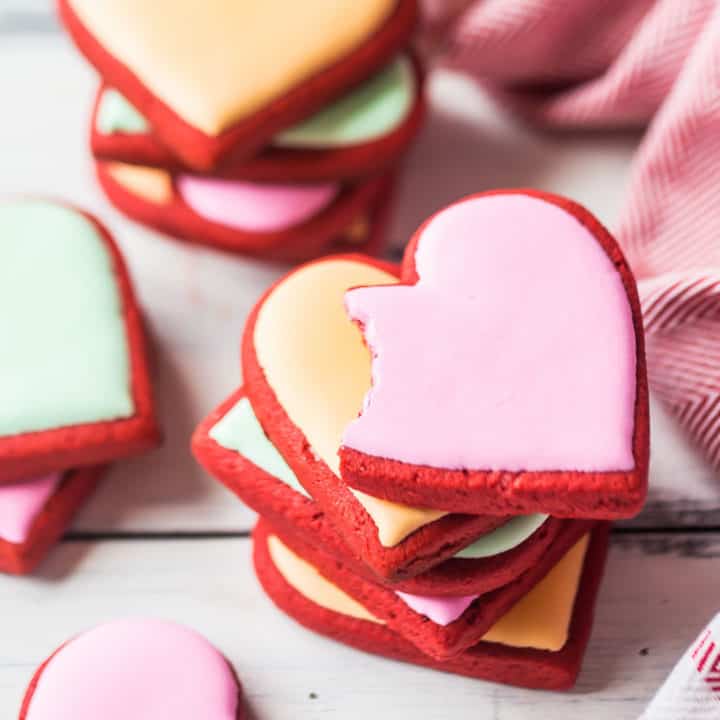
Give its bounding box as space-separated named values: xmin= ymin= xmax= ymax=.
xmin=253 ymin=519 xmax=611 ymax=690
xmin=96 ymin=162 xmax=394 ymax=262
xmin=192 ymin=386 xmax=590 ymax=596
xmin=58 ymin=0 xmax=418 ymax=170
xmin=90 ymin=53 xmax=425 ymax=183
xmin=0 ymin=467 xmax=102 ymax=575
xmin=0 ymin=201 xmax=160 ymax=483
xmin=19 ymin=618 xmax=243 ymax=719
xmin=339 ymin=190 xmax=649 ymax=518
xmin=261 ymin=516 xmax=596 ymax=660
xmin=242 ymin=255 xmax=512 ymax=579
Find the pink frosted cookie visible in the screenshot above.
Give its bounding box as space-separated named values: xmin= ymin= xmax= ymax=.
xmin=339 ymin=189 xmax=649 ymax=519
xmin=96 ymin=162 xmax=394 ymax=262
xmin=19 ymin=618 xmax=243 ymax=719
xmin=0 ymin=467 xmax=102 ymax=575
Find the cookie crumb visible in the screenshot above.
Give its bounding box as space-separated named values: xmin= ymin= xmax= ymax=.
xmin=639 ymin=648 xmax=649 ymax=656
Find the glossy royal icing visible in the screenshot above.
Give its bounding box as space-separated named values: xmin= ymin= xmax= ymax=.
xmin=0 ymin=473 xmax=62 ymax=544
xmin=275 ymin=55 xmax=415 ymax=148
xmin=0 ymin=202 xmax=133 ymax=437
xmin=395 ymin=591 xmax=478 ymax=626
xmin=343 ymin=193 xmax=637 ymax=473
xmin=268 ymin=534 xmax=382 ymax=624
xmin=105 ymin=163 xmax=173 ymax=204
xmin=210 ymin=398 xmax=309 ymax=498
xmin=96 ymin=89 xmax=149 ymax=134
xmin=177 ymin=176 xmax=339 ymax=233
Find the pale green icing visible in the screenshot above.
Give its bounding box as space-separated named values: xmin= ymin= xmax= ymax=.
xmin=455 ymin=513 xmax=549 ymax=559
xmin=210 ymin=398 xmax=548 ymax=561
xmin=210 ymin=398 xmax=310 ymax=498
xmin=274 ymin=55 xmax=415 ymax=148
xmin=96 ymin=56 xmax=414 ymax=147
xmin=96 ymin=88 xmax=150 ymax=135
xmin=0 ymin=201 xmax=133 ymax=436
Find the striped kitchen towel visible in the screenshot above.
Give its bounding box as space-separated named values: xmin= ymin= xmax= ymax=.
xmin=640 ymin=613 xmax=720 ymax=719
xmin=422 ymin=0 xmax=720 ymax=469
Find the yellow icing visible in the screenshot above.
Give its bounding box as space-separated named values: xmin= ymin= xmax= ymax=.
xmin=68 ymin=0 xmax=397 ymax=135
xmin=105 ymin=162 xmax=173 ymax=204
xmin=268 ymin=535 xmax=383 ymax=625
xmin=270 ymin=533 xmax=590 ymax=653
xmin=481 ymin=535 xmax=589 ymax=651
xmin=254 ymin=259 xmax=448 ymax=548
xmin=350 ymin=490 xmax=446 ymax=547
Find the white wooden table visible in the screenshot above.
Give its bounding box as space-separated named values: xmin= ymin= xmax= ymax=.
xmin=1 ymin=3 xmax=719 ymax=718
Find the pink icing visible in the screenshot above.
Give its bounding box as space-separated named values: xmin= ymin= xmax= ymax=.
xmin=342 ymin=193 xmax=637 ymax=471
xmin=25 ymin=618 xmax=239 ymax=720
xmin=396 ymin=591 xmax=478 ymax=625
xmin=0 ymin=473 xmax=61 ymax=544
xmin=177 ymin=175 xmax=339 ymax=232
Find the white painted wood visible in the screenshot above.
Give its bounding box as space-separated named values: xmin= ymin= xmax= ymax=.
xmin=0 ymin=535 xmax=718 ymax=719
xmin=0 ymin=13 xmax=717 ymax=533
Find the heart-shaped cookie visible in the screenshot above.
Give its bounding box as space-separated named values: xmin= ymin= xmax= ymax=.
xmin=242 ymin=255 xmax=510 ymax=579
xmin=91 ymin=53 xmax=425 ymax=182
xmin=96 ymin=163 xmax=394 ymax=261
xmin=193 ymin=386 xmax=585 ymax=595
xmin=19 ymin=618 xmax=242 ymax=719
xmin=253 ymin=519 xmax=611 ymax=690
xmin=340 ymin=190 xmax=649 ymax=518
xmin=0 ymin=201 xmax=159 ymax=483
xmin=59 ymin=0 xmax=418 ymax=169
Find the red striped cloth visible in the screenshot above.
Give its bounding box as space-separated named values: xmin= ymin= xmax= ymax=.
xmin=640 ymin=614 xmax=720 ymax=717
xmin=423 ymin=0 xmax=720 ymax=469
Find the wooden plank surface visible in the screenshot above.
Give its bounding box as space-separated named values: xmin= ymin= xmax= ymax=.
xmin=0 ymin=534 xmax=718 ymax=719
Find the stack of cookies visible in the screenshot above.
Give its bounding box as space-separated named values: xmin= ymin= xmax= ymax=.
xmin=0 ymin=200 xmax=160 ymax=575
xmin=194 ymin=190 xmax=650 ymax=690
xmin=58 ymin=0 xmax=423 ymax=262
